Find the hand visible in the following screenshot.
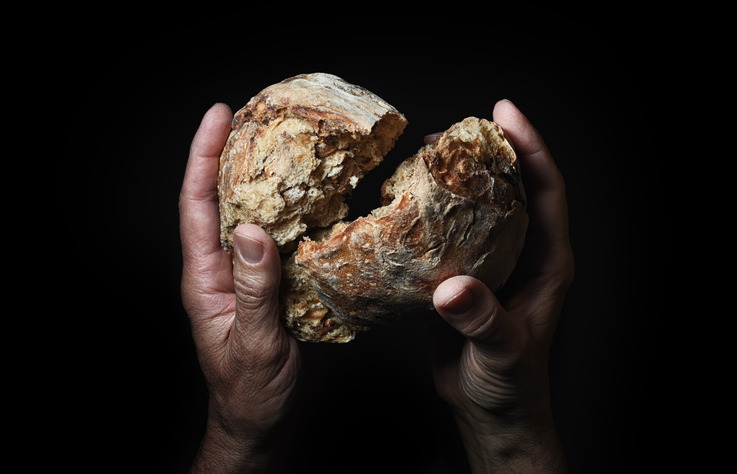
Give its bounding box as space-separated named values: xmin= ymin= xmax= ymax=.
xmin=179 ymin=103 xmax=300 ymax=473
xmin=431 ymin=100 xmax=574 ymax=473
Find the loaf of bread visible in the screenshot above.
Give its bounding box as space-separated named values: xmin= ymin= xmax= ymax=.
xmin=218 ymin=73 xmax=528 ymax=343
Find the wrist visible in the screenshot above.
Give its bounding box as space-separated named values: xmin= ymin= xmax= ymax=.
xmin=451 ymin=400 xmax=568 ymax=473
xmin=190 ymin=419 xmax=273 ymax=474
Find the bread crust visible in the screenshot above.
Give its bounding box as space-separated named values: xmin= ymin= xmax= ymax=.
xmin=295 ymin=117 xmax=528 ymax=329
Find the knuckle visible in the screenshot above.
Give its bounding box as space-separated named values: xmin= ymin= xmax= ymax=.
xmin=234 ymin=275 xmax=278 ymax=313
xmin=463 ymin=305 xmax=499 ymax=341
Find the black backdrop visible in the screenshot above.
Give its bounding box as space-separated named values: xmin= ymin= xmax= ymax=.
xmin=60 ymin=11 xmax=663 ymax=473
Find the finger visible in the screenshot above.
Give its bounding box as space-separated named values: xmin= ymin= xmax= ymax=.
xmin=180 ymin=103 xmax=234 ymax=299
xmin=180 ymin=102 xmax=233 ymax=259
xmin=493 ymin=100 xmax=573 ymax=283
xmin=433 ymin=276 xmax=521 ymax=356
xmin=230 ymin=224 xmax=290 ymax=361
xmin=424 ymin=133 xmax=442 ymax=144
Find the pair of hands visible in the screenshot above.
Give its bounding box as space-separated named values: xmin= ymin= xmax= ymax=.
xmin=179 ymin=100 xmax=574 ymax=473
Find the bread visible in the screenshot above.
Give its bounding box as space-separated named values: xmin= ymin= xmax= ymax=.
xmin=218 ymin=72 xmax=407 ymax=252
xmin=218 ymin=73 xmax=528 ymax=343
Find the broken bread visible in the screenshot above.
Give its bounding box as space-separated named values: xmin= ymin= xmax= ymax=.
xmin=218 ymin=73 xmax=528 ymax=343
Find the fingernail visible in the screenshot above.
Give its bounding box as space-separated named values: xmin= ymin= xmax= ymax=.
xmin=442 ymin=287 xmax=474 ymax=315
xmin=424 ymin=133 xmax=442 ymax=145
xmin=234 ymin=232 xmax=264 ymax=264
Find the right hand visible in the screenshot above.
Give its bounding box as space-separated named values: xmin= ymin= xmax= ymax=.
xmin=430 ymin=99 xmax=574 ymax=473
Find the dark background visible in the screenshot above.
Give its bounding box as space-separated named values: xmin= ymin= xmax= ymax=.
xmin=59 ymin=10 xmax=663 ymax=473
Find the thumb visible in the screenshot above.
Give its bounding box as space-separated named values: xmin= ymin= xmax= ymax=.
xmin=231 ymin=224 xmax=285 ymax=346
xmin=433 ymin=276 xmax=521 ymax=356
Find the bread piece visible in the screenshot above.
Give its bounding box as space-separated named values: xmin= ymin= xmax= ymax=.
xmin=290 ymin=117 xmax=528 ymax=337
xmin=218 ymin=73 xmax=407 ymax=251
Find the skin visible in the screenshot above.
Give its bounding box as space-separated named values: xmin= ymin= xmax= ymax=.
xmin=179 ymin=99 xmax=573 ymax=473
